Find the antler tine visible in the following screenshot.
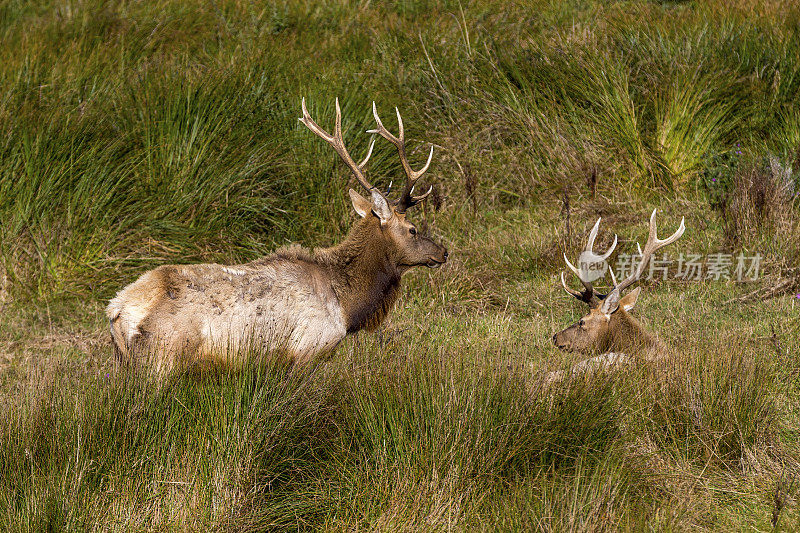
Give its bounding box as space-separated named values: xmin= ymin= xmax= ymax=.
xmin=561 ymin=271 xmax=586 ymax=299
xmin=358 ymin=136 xmax=376 ymax=169
xmin=586 ymin=218 xmax=600 ymax=253
xmin=562 ymin=217 xmax=616 ymax=305
xmin=368 ymin=102 xmax=406 ymax=147
xmin=394 ymin=106 xmax=405 ymax=142
xmin=333 ymin=97 xmax=343 ymax=140
xmin=299 ymin=97 xmax=376 ymax=193
xmin=586 ymin=218 xmax=618 ymax=260
xmin=368 ymin=101 xmax=435 ymax=213
xmin=300 ymin=97 xmax=333 ymax=142
xmin=597 ymin=234 xmax=618 ymax=260
xmin=601 ymin=209 xmax=685 ymax=312
xmin=616 ymin=209 xmax=685 ymax=295
xmin=562 ymin=253 xmax=597 ymax=304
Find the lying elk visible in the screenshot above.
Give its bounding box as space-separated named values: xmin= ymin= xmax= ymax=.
xmin=106 ymin=98 xmax=448 ymax=373
xmin=550 ymin=210 xmax=685 ymax=379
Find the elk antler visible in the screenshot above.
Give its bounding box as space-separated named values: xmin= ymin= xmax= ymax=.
xmin=300 ymin=97 xmax=377 ymax=193
xmin=368 ymin=102 xmax=434 ymax=213
xmin=600 ymin=209 xmax=685 ymax=314
xmin=562 ymin=218 xmax=618 ymax=306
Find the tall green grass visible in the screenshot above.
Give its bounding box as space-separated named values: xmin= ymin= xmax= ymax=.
xmin=0 ymin=333 xmax=791 ymax=529
xmin=1 ymin=0 xmax=799 ymax=298
xmin=1 ymin=0 xmax=800 ymax=529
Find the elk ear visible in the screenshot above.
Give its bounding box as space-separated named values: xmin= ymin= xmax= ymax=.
xmin=369 ymin=189 xmax=394 ymax=224
xmin=349 ymin=189 xmax=372 ymax=218
xmin=600 ymin=290 xmax=620 ymax=315
xmin=618 ymin=287 xmax=641 ymax=312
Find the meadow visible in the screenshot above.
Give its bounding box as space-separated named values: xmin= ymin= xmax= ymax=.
xmin=1 ymin=0 xmax=799 ymax=530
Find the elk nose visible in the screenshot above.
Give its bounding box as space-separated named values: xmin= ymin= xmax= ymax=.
xmin=443 ymin=250 xmax=449 ymax=261
xmin=552 ymin=334 xmax=558 ymax=345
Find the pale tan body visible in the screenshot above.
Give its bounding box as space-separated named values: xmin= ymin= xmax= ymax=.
xmin=107 ymin=254 xmax=347 ymax=372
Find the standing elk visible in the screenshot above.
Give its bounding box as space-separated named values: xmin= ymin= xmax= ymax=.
xmin=549 ymin=210 xmax=685 ymax=380
xmin=106 ymin=98 xmax=448 ymax=373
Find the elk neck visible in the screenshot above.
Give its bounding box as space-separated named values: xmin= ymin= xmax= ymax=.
xmin=606 ymin=309 xmax=668 ymax=360
xmin=319 ymin=216 xmax=403 ymax=333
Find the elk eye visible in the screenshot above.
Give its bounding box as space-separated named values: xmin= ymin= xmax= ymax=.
xmin=579 ymin=319 xmax=585 ymax=327
xmin=409 ymin=227 xmax=417 ymax=235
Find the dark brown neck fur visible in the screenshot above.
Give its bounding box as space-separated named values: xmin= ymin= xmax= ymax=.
xmin=315 ymin=217 xmax=402 ymax=333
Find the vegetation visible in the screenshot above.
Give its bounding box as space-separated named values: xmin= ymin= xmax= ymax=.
xmin=1 ymin=0 xmax=799 ymax=529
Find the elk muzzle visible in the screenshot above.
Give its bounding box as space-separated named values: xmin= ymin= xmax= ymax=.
xmin=427 ymin=246 xmax=448 ymax=268
xmin=422 ymin=238 xmax=448 ymax=268
xmin=552 ymin=327 xmax=575 ymax=352
xmin=552 ymin=311 xmax=609 ymax=354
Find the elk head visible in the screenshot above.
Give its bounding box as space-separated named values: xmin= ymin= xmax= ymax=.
xmin=553 ymin=210 xmax=685 ymax=355
xmin=300 ymin=98 xmax=447 ymax=273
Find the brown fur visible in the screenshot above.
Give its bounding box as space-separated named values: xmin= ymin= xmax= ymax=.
xmin=546 ymin=294 xmax=671 ymax=386
xmin=253 ymin=214 xmax=424 ymax=332
xmin=106 ymin=195 xmax=447 ymax=371
xmin=316 ymin=217 xmax=404 ymax=332
xmin=252 ymin=217 xmax=406 ymax=333
xmin=605 ymin=310 xmax=668 ymax=361
xmin=553 ymin=290 xmax=670 ymax=362
xmin=550 ymin=211 xmax=684 ymax=383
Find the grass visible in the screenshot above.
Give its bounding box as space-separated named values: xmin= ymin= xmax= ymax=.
xmin=1 ymin=0 xmax=800 ymax=530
